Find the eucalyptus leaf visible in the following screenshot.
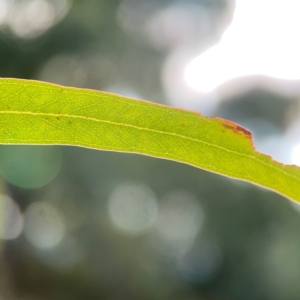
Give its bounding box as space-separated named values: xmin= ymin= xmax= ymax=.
xmin=0 ymin=78 xmax=299 ymax=202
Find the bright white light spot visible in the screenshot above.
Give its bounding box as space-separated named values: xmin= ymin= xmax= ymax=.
xmin=185 ymin=0 xmax=300 ymax=92
xmin=108 ymin=182 xmax=158 ymax=236
xmin=151 ymin=191 xmax=204 ymax=257
xmin=162 ymin=48 xmax=220 ymax=115
xmin=3 ymin=0 xmax=72 ymax=39
xmin=0 ymin=195 xmax=24 ymax=240
xmin=292 ymin=144 xmax=300 ymax=166
xmin=24 ymin=201 xmax=65 ymax=249
xmin=9 ymin=0 xmax=55 ymax=38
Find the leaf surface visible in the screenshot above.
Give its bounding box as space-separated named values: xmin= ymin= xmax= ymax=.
xmin=0 ymin=78 xmax=299 ymax=202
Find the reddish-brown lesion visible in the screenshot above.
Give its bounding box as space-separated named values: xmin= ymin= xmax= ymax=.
xmin=235 ymin=125 xmax=252 ymax=136
xmin=218 ymin=118 xmax=252 ymax=139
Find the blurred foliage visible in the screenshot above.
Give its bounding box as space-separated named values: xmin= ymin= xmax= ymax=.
xmin=0 ymin=1 xmax=300 ymax=300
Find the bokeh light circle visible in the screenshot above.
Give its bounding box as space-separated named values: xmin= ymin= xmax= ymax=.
xmin=24 ymin=201 xmax=65 ymax=249
xmin=176 ymin=239 xmax=223 ymax=284
xmin=0 ymin=195 xmax=24 ymax=240
xmin=0 ymin=146 xmax=62 ymax=189
xmin=151 ymin=191 xmax=204 ymax=257
xmin=108 ymin=182 xmax=158 ymax=236
xmin=33 ymin=236 xmax=82 ymax=271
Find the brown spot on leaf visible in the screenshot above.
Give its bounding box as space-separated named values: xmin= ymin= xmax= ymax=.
xmin=219 ymin=118 xmax=252 ymax=139
xmin=236 ymin=125 xmax=252 ymax=136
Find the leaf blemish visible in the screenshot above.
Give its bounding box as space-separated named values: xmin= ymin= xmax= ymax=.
xmin=221 ymin=122 xmax=252 ymax=139
xmin=236 ymin=125 xmax=252 ymax=136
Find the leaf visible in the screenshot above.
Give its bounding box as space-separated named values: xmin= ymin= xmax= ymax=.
xmin=0 ymin=78 xmax=299 ymax=202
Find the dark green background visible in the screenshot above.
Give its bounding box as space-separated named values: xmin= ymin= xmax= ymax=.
xmin=1 ymin=1 xmax=300 ymax=300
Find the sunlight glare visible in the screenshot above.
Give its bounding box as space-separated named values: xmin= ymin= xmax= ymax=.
xmin=185 ymin=0 xmax=300 ymax=92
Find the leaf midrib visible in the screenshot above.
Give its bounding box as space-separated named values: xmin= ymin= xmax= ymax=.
xmin=0 ymin=110 xmax=298 ymax=183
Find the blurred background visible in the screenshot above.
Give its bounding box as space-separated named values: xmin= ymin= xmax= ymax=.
xmin=0 ymin=0 xmax=300 ymax=299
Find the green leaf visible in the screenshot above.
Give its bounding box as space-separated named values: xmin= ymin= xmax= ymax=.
xmin=0 ymin=78 xmax=299 ymax=202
